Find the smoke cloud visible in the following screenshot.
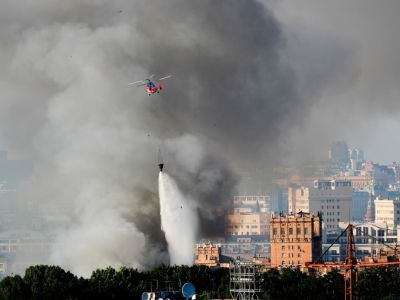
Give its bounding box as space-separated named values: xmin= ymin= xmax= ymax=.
xmin=0 ymin=0 xmax=364 ymax=275
xmin=271 ymin=0 xmax=400 ymax=163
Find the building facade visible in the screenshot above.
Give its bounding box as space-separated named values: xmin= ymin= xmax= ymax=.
xmin=375 ymin=198 xmax=400 ymax=227
xmin=270 ymin=213 xmax=322 ymax=268
xmin=226 ymin=195 xmax=270 ymax=237
xmin=329 ymin=141 xmax=349 ymax=166
xmin=195 ymin=243 xmax=222 ymax=267
xmin=323 ymin=222 xmax=400 ymax=262
xmin=352 ymin=190 xmax=370 ymax=221
xmin=225 ymin=213 xmax=269 ymax=236
xmin=232 ymin=196 xmax=269 ymax=214
xmin=288 ymin=179 xmax=352 ymax=230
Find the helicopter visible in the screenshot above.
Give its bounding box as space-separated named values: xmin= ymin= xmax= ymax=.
xmin=128 ymin=74 xmax=172 ymax=96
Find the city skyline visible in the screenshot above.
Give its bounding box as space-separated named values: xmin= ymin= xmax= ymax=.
xmin=0 ymin=0 xmax=400 ymax=284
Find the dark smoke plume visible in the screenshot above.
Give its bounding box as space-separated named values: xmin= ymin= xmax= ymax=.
xmin=0 ymin=0 xmax=316 ymax=275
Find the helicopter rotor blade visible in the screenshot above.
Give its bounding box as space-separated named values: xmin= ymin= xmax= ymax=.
xmin=158 ymin=75 xmax=172 ymax=81
xmin=128 ymin=80 xmax=145 ymax=85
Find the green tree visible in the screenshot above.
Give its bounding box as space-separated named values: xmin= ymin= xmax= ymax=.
xmin=0 ymin=275 xmax=29 ymax=300
xmin=24 ymin=265 xmax=80 ymax=300
xmin=356 ymin=267 xmax=400 ymax=300
xmin=320 ymin=270 xmax=344 ymax=300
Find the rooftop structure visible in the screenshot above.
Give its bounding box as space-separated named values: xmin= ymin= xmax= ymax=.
xmin=270 ymin=212 xmax=322 ymax=268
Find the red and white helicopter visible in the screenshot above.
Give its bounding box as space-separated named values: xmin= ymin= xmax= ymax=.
xmin=128 ymin=74 xmax=172 ymax=96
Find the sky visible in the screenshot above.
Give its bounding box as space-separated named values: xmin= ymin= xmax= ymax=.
xmin=0 ymin=0 xmax=400 ymax=275
xmin=270 ymin=0 xmax=400 ymax=163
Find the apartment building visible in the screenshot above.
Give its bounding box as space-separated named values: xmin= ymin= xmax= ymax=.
xmin=270 ymin=213 xmax=322 ymax=268
xmin=288 ymin=179 xmax=352 ymax=230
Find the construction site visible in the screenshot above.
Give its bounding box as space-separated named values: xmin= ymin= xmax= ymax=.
xmin=195 ymin=210 xmax=400 ymax=300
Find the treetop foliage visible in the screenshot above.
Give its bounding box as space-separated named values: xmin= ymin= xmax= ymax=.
xmin=0 ymin=265 xmax=399 ymax=299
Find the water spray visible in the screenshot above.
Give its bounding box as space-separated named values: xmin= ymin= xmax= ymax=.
xmin=158 ymin=171 xmax=198 ymax=265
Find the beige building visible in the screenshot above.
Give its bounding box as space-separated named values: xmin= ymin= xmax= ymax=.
xmin=288 ymin=179 xmax=352 ymax=230
xmin=225 ymin=213 xmax=269 ymax=236
xmin=375 ymin=198 xmax=400 ymax=227
xmin=195 ymin=243 xmax=221 ymax=267
xmin=195 ymin=243 xmax=230 ymax=268
xmin=233 ymin=196 xmax=269 ymax=214
xmin=225 ymin=195 xmax=269 ymax=237
xmin=270 ymin=213 xmax=322 ymax=268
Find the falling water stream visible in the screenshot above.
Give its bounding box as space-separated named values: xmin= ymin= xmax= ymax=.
xmin=158 ymin=172 xmax=198 ymax=265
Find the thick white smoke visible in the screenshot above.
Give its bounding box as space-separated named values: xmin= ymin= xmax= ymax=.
xmin=9 ymin=23 xmax=168 ymax=276
xmin=0 ymin=0 xmax=313 ymax=276
xmin=158 ymin=172 xmax=198 ymax=265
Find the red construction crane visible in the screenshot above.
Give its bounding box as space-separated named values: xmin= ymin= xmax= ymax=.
xmin=306 ymin=224 xmax=400 ymax=300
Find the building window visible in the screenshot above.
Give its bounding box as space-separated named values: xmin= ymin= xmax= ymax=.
xmin=304 ymin=228 xmax=308 ymax=235
xmin=282 ymin=245 xmax=285 ymax=250
xmin=273 ymin=228 xmax=277 ymax=235
xmin=363 ymin=227 xmax=369 ymax=236
xmin=296 ymin=228 xmax=301 ymax=235
xmin=280 ymin=228 xmax=285 ymax=236
xmin=289 ymin=228 xmax=293 ymax=235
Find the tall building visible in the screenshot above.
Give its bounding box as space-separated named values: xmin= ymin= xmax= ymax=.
xmin=364 ymin=193 xmax=375 ymax=222
xmin=352 ymin=190 xmax=370 ymax=221
xmin=349 ymin=148 xmax=364 ymax=161
xmin=374 ymin=198 xmax=400 ymax=227
xmin=270 ymin=213 xmax=322 ymax=268
xmin=388 ymin=162 xmax=400 ymax=183
xmin=349 ymin=148 xmax=365 ymax=171
xmin=288 ymin=179 xmax=352 ymax=230
xmin=270 ymin=185 xmax=289 ymax=214
xmin=329 ymin=141 xmax=349 ymax=166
